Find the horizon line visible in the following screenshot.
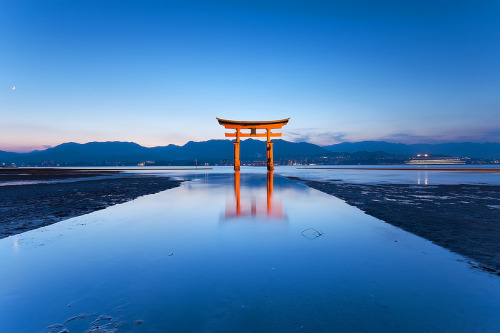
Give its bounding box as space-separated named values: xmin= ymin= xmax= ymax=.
xmin=2 ymin=138 xmax=500 ymax=154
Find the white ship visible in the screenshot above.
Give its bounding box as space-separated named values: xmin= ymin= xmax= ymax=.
xmin=406 ymin=154 xmax=465 ymax=165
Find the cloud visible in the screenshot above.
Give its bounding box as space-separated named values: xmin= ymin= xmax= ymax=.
xmin=285 ymin=128 xmax=348 ymax=145
xmin=379 ymin=132 xmax=438 ymax=144
xmin=285 ymin=126 xmax=500 ymax=146
xmin=380 ymin=127 xmax=500 ymax=144
xmin=443 ymin=128 xmax=500 ymax=143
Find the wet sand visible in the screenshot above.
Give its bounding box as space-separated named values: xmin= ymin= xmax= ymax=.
xmin=0 ymin=169 xmax=182 ymax=239
xmin=291 ymin=178 xmax=500 ymax=275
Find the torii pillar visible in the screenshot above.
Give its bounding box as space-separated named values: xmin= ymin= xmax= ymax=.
xmin=217 ymin=118 xmax=290 ymax=171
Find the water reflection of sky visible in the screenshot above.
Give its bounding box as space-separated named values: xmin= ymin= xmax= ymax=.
xmin=1 ymin=171 xmax=500 ymax=332
xmin=0 ymin=174 xmax=125 ymax=187
xmin=75 ymin=164 xmax=500 ymax=185
xmin=275 ymin=165 xmax=500 ymax=185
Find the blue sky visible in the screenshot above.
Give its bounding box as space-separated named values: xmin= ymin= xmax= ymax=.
xmin=1 ymin=0 xmax=499 ymax=152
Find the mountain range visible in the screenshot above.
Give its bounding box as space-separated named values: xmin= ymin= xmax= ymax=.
xmin=0 ymin=139 xmax=329 ymax=166
xmin=0 ymin=140 xmax=498 ymax=166
xmin=324 ymin=141 xmax=500 ymax=158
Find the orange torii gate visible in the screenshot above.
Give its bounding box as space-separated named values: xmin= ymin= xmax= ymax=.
xmin=217 ymin=118 xmax=290 ymax=171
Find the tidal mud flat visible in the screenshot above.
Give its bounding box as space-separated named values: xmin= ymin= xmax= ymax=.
xmin=2 ymin=171 xmax=500 ymax=332
xmin=293 ymin=178 xmax=500 ymax=275
xmin=0 ymin=169 xmax=182 ymax=239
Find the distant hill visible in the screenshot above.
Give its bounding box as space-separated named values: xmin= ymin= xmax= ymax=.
xmin=240 ymin=139 xmax=328 ymax=159
xmin=2 ymin=139 xmax=498 ymax=167
xmin=0 ymin=151 xmax=21 ymax=162
xmin=0 ymin=139 xmax=331 ymax=166
xmin=323 ymin=141 xmax=500 ymax=158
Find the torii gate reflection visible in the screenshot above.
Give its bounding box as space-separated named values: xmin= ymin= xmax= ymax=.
xmin=224 ymin=171 xmax=285 ymax=220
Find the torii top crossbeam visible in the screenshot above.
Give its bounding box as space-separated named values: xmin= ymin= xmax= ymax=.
xmin=216 ymin=117 xmax=290 ymax=171
xmin=217 ymin=118 xmax=290 ymax=129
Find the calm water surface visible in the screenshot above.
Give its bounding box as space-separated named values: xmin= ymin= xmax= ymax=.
xmin=275 ymin=165 xmax=500 ymax=185
xmin=1 ymin=169 xmax=500 ymax=332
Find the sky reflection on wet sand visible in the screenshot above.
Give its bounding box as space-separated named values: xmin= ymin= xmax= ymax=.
xmin=1 ymin=171 xmax=499 ymax=332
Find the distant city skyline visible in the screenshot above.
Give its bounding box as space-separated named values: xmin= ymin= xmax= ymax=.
xmin=2 ymin=1 xmax=499 ymax=152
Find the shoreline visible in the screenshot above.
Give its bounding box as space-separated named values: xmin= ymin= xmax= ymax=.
xmin=296 ymin=167 xmax=500 ymax=172
xmin=0 ymin=167 xmax=212 ymax=172
xmin=291 ymin=177 xmax=500 ymax=276
xmin=0 ymin=172 xmax=183 ymax=239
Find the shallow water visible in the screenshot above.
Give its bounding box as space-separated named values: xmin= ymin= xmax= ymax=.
xmin=1 ymin=171 xmax=500 ymax=332
xmin=275 ymin=165 xmax=500 ymax=185
xmin=0 ymin=175 xmax=123 ymax=187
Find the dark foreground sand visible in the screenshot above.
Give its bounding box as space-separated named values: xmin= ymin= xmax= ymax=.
xmin=292 ymin=177 xmax=500 ymax=275
xmin=0 ymin=169 xmax=182 ymax=239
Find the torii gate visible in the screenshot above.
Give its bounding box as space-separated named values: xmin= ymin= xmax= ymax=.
xmin=217 ymin=118 xmax=290 ymax=171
